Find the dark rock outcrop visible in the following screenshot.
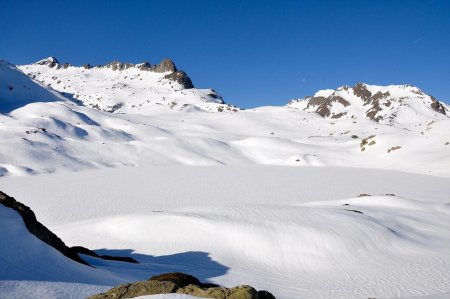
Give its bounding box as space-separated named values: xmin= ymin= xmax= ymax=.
xmin=430 ymin=96 xmax=447 ymax=115
xmin=0 ymin=191 xmax=89 ymax=265
xmin=89 ymin=272 xmax=276 ymax=299
xmin=88 ymin=280 xmax=178 ymax=299
xmin=176 ymin=284 xmax=276 ymax=299
xmin=306 ymin=95 xmax=350 ymax=118
xmin=71 ymin=246 xmax=139 ymax=263
xmin=353 ymin=82 xmax=372 ymax=101
xmin=0 ymin=191 xmax=139 ymax=266
xmin=137 ymin=61 xmax=152 ymax=71
xmin=163 ymin=70 xmax=194 ymax=89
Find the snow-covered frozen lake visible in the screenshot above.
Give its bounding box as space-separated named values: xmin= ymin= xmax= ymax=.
xmin=1 ymin=166 xmax=450 ymax=298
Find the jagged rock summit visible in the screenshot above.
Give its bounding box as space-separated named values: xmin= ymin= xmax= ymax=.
xmin=19 ymin=57 xmax=236 ymax=113
xmin=287 ymin=83 xmax=448 ymax=124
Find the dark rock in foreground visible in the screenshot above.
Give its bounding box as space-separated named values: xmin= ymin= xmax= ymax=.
xmin=149 ymin=272 xmax=213 ymax=288
xmin=89 ymin=280 xmax=178 ymax=299
xmin=89 ymin=272 xmax=276 ymax=299
xmin=0 ymin=191 xmax=139 ymax=266
xmin=71 ymin=246 xmax=139 ymax=263
xmin=0 ymin=190 xmax=90 ymax=265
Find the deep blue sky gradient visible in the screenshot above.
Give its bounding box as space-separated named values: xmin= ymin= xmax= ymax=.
xmin=1 ymin=0 xmax=449 ymax=107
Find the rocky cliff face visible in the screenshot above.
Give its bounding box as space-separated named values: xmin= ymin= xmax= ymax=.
xmin=288 ymin=83 xmax=449 ymax=124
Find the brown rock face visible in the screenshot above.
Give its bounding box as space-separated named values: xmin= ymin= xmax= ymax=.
xmin=430 ymin=96 xmax=447 ymax=115
xmin=153 ymin=58 xmax=178 ymax=73
xmin=353 ymin=83 xmax=372 ymax=101
xmin=306 ymin=95 xmax=350 ymax=118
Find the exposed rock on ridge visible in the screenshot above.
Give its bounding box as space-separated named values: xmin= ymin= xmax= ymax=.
xmin=30 ymin=57 xmax=194 ymax=89
xmin=164 ymin=70 xmax=194 ymax=89
xmin=288 ymin=83 xmax=449 ymax=123
xmin=153 ymin=58 xmax=177 ymax=73
xmin=35 ymin=57 xmax=59 ymax=68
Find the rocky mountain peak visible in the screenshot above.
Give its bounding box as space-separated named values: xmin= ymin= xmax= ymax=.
xmin=153 ymin=58 xmax=177 ymax=73
xmin=35 ymin=57 xmax=59 ymax=68
xmin=136 ymin=61 xmax=152 ymax=71
xmin=288 ymin=83 xmax=449 ymax=123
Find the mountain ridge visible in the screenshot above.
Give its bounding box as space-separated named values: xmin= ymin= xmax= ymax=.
xmin=1 ymin=58 xmax=449 ymax=177
xmin=287 ymin=82 xmax=448 ymax=125
xmin=19 ymin=57 xmax=236 ymax=113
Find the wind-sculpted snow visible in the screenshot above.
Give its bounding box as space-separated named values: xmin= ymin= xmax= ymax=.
xmin=1 ymin=100 xmax=449 ymax=177
xmin=1 ymin=59 xmax=449 ymax=177
xmin=2 ymin=57 xmax=450 ymax=299
xmin=1 ymin=166 xmax=450 ymax=298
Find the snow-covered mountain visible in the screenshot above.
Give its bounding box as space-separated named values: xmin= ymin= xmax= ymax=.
xmin=287 ymin=83 xmax=448 ymax=124
xmin=2 ymin=57 xmax=450 ymax=299
xmin=18 ymin=57 xmax=238 ymax=113
xmin=1 ymin=58 xmax=449 ymax=177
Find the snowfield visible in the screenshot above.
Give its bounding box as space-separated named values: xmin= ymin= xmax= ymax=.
xmin=1 ymin=166 xmax=450 ymax=299
xmin=1 ymin=58 xmax=450 ymax=298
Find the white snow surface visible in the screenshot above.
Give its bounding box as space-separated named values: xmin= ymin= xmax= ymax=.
xmin=1 ymin=166 xmax=450 ymax=299
xmin=1 ymin=59 xmax=450 ymax=298
xmin=1 ymin=60 xmax=449 ymax=177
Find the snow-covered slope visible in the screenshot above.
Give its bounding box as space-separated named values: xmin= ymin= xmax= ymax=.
xmin=287 ymin=83 xmax=449 ymax=124
xmin=1 ymin=59 xmax=450 ymax=177
xmin=18 ymin=57 xmax=237 ymax=113
xmin=1 ymin=57 xmax=450 ymax=299
xmin=0 ymin=60 xmax=67 ymax=113
xmin=0 ymin=203 xmax=124 ymax=299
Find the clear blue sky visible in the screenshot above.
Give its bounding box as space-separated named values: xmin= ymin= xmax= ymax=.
xmin=1 ymin=0 xmax=449 ymax=108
